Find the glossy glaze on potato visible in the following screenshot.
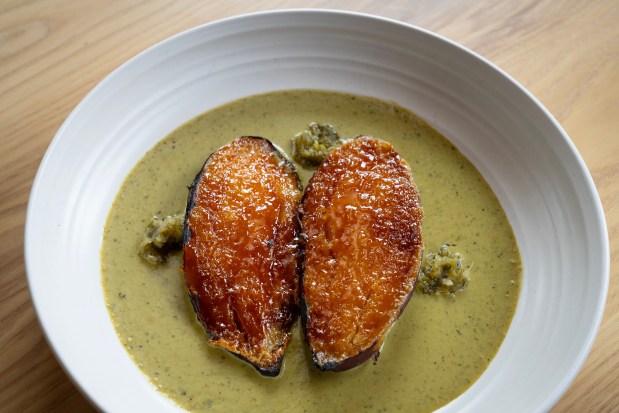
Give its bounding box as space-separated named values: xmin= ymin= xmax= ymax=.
xmin=300 ymin=136 xmax=424 ymax=371
xmin=183 ymin=137 xmax=302 ymax=376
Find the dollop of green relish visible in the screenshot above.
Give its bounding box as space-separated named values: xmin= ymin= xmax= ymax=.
xmin=139 ymin=214 xmax=184 ymax=265
xmin=416 ymin=244 xmax=470 ymax=296
xmin=291 ymin=122 xmax=343 ymax=167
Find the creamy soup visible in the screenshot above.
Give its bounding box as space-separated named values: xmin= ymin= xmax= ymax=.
xmin=102 ymin=90 xmax=521 ymax=412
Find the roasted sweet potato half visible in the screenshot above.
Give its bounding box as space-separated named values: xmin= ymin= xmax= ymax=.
xmin=183 ymin=137 xmax=303 ymax=376
xmin=300 ymin=136 xmax=424 ymax=371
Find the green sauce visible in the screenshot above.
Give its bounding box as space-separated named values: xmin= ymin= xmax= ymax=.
xmin=101 ymin=90 xmax=521 ymax=412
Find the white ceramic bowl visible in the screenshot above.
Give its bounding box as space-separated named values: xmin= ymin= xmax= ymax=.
xmin=25 ymin=9 xmax=609 ymax=413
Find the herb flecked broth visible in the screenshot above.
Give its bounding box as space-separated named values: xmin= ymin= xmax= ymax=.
xmin=102 ymin=90 xmax=521 ymax=412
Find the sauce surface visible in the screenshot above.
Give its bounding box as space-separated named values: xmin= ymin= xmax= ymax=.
xmin=102 ymin=90 xmax=521 ymax=412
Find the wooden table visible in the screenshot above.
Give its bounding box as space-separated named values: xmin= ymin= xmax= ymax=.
xmin=1 ymin=1 xmax=616 ymax=411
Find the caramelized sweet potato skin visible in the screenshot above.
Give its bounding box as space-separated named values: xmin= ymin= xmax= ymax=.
xmin=183 ymin=137 xmax=302 ymax=376
xmin=300 ymin=136 xmax=423 ymax=371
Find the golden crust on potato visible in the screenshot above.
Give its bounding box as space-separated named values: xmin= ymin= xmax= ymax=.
xmin=301 ymin=136 xmax=424 ymax=371
xmin=183 ymin=137 xmax=302 ymax=376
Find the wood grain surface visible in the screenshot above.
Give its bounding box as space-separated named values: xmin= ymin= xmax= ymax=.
xmin=1 ymin=0 xmax=617 ymax=412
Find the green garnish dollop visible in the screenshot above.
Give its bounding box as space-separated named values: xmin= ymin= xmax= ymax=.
xmin=139 ymin=214 xmax=184 ymax=265
xmin=291 ymin=122 xmax=343 ymax=167
xmin=416 ymin=244 xmax=470 ymax=296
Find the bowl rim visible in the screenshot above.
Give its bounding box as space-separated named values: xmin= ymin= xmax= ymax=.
xmin=24 ymin=8 xmax=610 ymax=413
